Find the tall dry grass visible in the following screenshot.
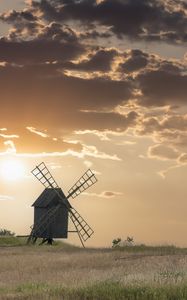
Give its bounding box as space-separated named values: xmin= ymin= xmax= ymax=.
xmin=0 ymin=238 xmax=187 ymax=299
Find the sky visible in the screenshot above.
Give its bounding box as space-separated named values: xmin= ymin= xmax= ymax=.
xmin=0 ymin=0 xmax=186 ymax=247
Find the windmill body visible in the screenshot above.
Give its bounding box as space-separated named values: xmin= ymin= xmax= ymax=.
xmin=32 ymin=188 xmax=70 ymax=239
xmin=28 ymin=162 xmax=98 ymax=247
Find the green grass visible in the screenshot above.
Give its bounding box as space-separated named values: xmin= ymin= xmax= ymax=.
xmin=1 ymin=236 xmax=186 ymax=256
xmin=0 ymin=236 xmax=78 ymax=249
xmin=1 ymin=281 xmax=187 ymax=300
xmin=0 ymin=236 xmax=26 ymax=246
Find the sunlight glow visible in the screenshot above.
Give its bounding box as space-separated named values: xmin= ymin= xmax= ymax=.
xmin=1 ymin=160 xmax=25 ymax=181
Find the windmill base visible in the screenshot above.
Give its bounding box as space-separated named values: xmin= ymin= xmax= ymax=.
xmin=39 ymin=238 xmax=54 ymax=245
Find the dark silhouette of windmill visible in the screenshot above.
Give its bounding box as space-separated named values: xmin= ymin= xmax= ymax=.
xmin=27 ymin=162 xmax=97 ymax=247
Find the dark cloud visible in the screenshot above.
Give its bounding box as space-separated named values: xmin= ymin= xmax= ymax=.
xmin=116 ymin=50 xmax=187 ymax=108
xmin=158 ymin=61 xmax=183 ymax=74
xmin=80 ymin=29 xmax=111 ymax=40
xmin=38 ymin=22 xmax=78 ymax=42
xmin=0 ymin=38 xmax=85 ymax=64
xmin=138 ymin=70 xmax=187 ymax=106
xmin=118 ymin=49 xmax=148 ymax=73
xmin=63 ymin=48 xmax=118 ymax=72
xmin=0 ymin=38 xmax=186 ymax=135
xmin=0 ymin=8 xmax=41 ymax=39
xmin=0 ymin=60 xmax=134 ymax=132
xmin=27 ymin=0 xmax=187 ymax=43
xmin=72 ymin=110 xmax=139 ymax=131
xmin=30 ymin=0 xmax=60 ymax=21
xmin=41 ymin=74 xmax=132 ymax=110
xmin=0 ymin=9 xmax=37 ymax=23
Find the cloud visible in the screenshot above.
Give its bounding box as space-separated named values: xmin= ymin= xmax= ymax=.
xmin=74 ymin=128 xmax=138 ymax=143
xmin=15 ymin=147 xmax=121 ymax=161
xmin=26 ymin=127 xmax=49 ymax=138
xmin=64 ymin=48 xmax=118 ymax=72
xmin=118 ymin=49 xmax=149 ymax=73
xmin=0 ymin=38 xmax=85 ymax=64
xmin=0 ymin=127 xmax=121 ymax=161
xmin=0 ymin=128 xmax=82 ymax=155
xmin=0 ymin=61 xmax=135 ymax=131
xmin=136 ymin=113 xmax=187 ymax=151
xmin=27 ymin=0 xmax=187 ymax=43
xmin=0 ymin=195 xmax=14 ymax=201
xmin=157 ymin=164 xmax=179 ymax=179
xmin=0 ymin=134 xmax=19 ymax=139
xmin=155 ymin=151 xmax=187 ymax=178
xmin=138 ymin=70 xmax=187 ymax=107
xmin=83 ymin=190 xmax=123 ymax=198
xmin=178 ymin=153 xmax=187 ymax=164
xmin=74 ymin=129 xmax=132 ymax=141
xmin=0 ymin=9 xmax=37 ymax=23
xmin=0 ymin=14 xmax=185 ymax=135
xmin=75 ymin=130 xmax=111 ymax=141
xmin=37 ymin=22 xmax=79 ymax=43
xmin=3 ymin=141 xmax=17 ymax=154
xmin=81 ymin=144 xmax=121 ymax=160
xmin=116 ymin=140 xmax=136 ymax=146
xmin=21 ymin=143 xmax=120 ymax=161
xmin=148 ymin=144 xmax=179 ymax=160
xmin=0 ymin=146 xmax=121 ymax=161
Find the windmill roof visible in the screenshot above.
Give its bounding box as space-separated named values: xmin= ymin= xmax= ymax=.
xmin=32 ymin=188 xmax=71 ymax=208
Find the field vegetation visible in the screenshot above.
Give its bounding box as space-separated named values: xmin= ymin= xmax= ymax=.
xmin=0 ymin=236 xmax=187 ymax=299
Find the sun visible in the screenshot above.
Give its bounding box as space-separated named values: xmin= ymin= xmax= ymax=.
xmin=1 ymin=159 xmax=25 ymax=181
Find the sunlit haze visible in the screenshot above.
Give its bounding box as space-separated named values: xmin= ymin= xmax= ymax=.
xmin=1 ymin=159 xmax=25 ymax=181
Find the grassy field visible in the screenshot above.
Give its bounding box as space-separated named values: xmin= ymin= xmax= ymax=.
xmin=0 ymin=237 xmax=187 ymax=299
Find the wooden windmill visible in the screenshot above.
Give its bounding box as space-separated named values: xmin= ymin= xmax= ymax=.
xmin=27 ymin=162 xmax=97 ymax=247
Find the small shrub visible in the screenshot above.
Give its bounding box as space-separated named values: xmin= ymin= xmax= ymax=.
xmin=127 ymin=236 xmax=134 ymax=243
xmin=112 ymin=238 xmax=121 ymax=248
xmin=0 ymin=228 xmax=15 ymax=236
xmin=112 ymin=236 xmax=134 ymax=248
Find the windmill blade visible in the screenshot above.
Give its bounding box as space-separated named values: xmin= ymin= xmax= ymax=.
xmin=31 ymin=162 xmax=59 ymax=189
xmin=67 ymin=169 xmax=97 ymax=199
xmin=69 ymin=207 xmax=94 ymax=242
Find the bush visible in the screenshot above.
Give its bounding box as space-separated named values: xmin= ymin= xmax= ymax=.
xmin=0 ymin=228 xmax=15 ymax=236
xmin=112 ymin=238 xmax=121 ymax=248
xmin=112 ymin=236 xmax=134 ymax=248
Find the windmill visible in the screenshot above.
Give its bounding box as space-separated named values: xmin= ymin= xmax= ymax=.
xmin=27 ymin=162 xmax=97 ymax=247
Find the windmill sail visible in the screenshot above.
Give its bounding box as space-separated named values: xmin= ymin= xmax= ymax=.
xmin=69 ymin=207 xmax=94 ymax=241
xmin=67 ymin=169 xmax=97 ymax=199
xmin=31 ymin=162 xmax=59 ymax=189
